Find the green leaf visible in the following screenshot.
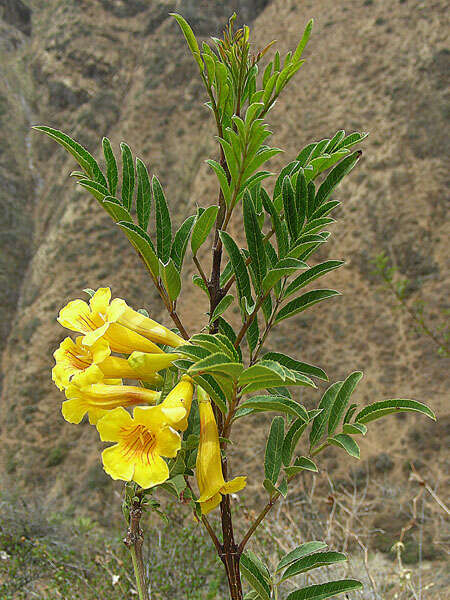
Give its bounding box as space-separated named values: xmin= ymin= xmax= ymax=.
xmin=286 ymin=234 xmax=325 ymax=259
xmin=335 ymin=131 xmax=368 ymax=150
xmin=235 ymin=396 xmax=308 ymax=421
xmin=309 ymin=381 xmax=343 ymax=449
xmin=328 ymin=371 xmax=363 ymax=435
xmin=265 ymin=416 xmax=284 ymax=484
xmin=343 ymin=422 xmax=367 ymax=435
xmin=343 ymin=403 xmax=358 ymax=424
xmin=355 ymin=399 xmax=436 ymax=424
xmin=286 ymin=579 xmax=363 ymax=600
xmin=292 ymin=456 xmax=318 ymax=472
xmin=120 ymin=142 xmax=135 ymax=211
xmin=315 ymin=151 xmax=361 ymax=208
xmin=284 ymin=457 xmax=318 ymax=477
xmin=136 ymin=158 xmax=151 ymax=230
xmin=328 ymin=434 xmax=360 ymax=459
xmin=283 ymin=261 xmax=344 ymax=299
xmin=188 ymin=352 xmax=243 ymax=380
xmin=276 ymin=542 xmax=328 ymax=572
xmin=170 ymin=13 xmax=204 ymax=71
xmin=117 ymin=221 xmax=159 ymax=279
xmin=192 ymin=274 xmax=210 ymax=296
xmin=78 ymin=179 xmax=109 ymax=202
xmin=152 ymin=175 xmax=172 ymax=263
xmin=102 ymin=137 xmax=118 ymax=195
xmin=281 ymin=552 xmax=346 ymax=581
xmin=275 ymin=289 xmax=340 ymax=324
xmin=171 ymin=215 xmax=196 ymax=271
xmin=296 ymin=143 xmax=316 ymax=167
xmin=260 ymin=188 xmax=289 ymax=258
xmin=193 ymin=374 xmax=227 ymax=414
xmin=282 ymin=419 xmax=308 ymax=466
xmin=295 ymin=170 xmax=307 ymax=227
xmin=240 ymin=552 xmax=271 ymax=600
xmin=262 ymin=352 xmax=327 ymax=381
xmin=325 ymin=130 xmax=346 ymax=153
xmin=307 ymin=180 xmax=316 ymax=217
xmin=262 ymin=258 xmax=308 ymax=294
xmin=159 ymin=474 xmax=187 ymax=498
xmin=292 ymin=18 xmax=313 ymax=62
xmin=282 ymin=176 xmax=298 ymax=240
xmin=210 ymin=294 xmax=234 ymax=322
xmin=219 ymin=231 xmax=253 ymax=310
xmin=206 ymin=159 xmax=231 ymax=206
xmin=191 ymin=205 xmax=219 ymax=256
xmin=243 ymin=190 xmax=267 ymax=286
xmin=103 ymin=196 xmax=133 ymax=222
xmin=159 ymin=259 xmax=181 ymax=302
xmin=33 ymin=126 xmax=107 ymax=187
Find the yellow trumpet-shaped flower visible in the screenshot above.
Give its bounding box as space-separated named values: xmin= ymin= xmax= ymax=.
xmin=159 ymin=375 xmax=194 ymax=431
xmin=107 ymin=296 xmax=185 ymax=348
xmin=196 ymin=389 xmax=246 ymax=514
xmin=52 ymin=337 xmax=178 ymax=391
xmin=96 ymin=405 xmax=184 ymax=489
xmin=62 ymin=368 xmax=160 ymax=425
xmin=58 ymin=288 xmax=164 ymax=354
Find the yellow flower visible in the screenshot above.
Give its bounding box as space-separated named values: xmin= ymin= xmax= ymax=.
xmin=62 ymin=368 xmax=161 ymax=425
xmin=96 ymin=405 xmax=184 ymax=489
xmin=159 ymin=375 xmax=194 ymax=431
xmin=196 ymin=388 xmax=246 ymax=514
xmin=58 ymin=288 xmax=164 ymax=354
xmin=107 ymin=296 xmax=185 ymax=348
xmin=52 ymin=337 xmax=178 ymax=390
xmin=58 ymin=288 xmax=185 ymax=353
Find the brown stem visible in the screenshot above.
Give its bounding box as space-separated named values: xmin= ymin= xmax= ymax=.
xmin=193 ymin=254 xmax=209 ymax=287
xmin=239 ymin=493 xmax=279 ymax=553
xmin=234 ymin=292 xmax=270 ymax=348
xmin=184 ymin=477 xmax=222 ymax=553
xmin=124 ymin=495 xmax=149 ymax=600
xmin=220 ymin=459 xmax=243 ymax=600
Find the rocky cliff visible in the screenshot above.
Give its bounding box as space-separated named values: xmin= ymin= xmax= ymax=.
xmin=0 ymin=0 xmax=448 ymax=530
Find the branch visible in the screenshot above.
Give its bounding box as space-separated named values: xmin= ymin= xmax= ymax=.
xmin=234 ymin=292 xmax=270 ymax=348
xmin=184 ymin=477 xmax=222 ymax=553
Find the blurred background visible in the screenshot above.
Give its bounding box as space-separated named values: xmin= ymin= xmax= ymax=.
xmin=0 ymin=0 xmax=448 ymax=598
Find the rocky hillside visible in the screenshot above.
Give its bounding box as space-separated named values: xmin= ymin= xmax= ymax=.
xmin=0 ymin=0 xmax=448 ymax=542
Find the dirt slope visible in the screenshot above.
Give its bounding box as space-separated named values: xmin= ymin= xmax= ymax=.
xmin=0 ymin=0 xmax=448 ymax=526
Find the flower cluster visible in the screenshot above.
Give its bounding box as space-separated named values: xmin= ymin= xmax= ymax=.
xmin=53 ymin=287 xmax=245 ymax=512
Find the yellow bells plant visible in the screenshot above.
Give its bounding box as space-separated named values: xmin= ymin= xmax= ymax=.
xmin=37 ymin=12 xmax=438 ymax=600
xmin=96 ymin=405 xmax=184 ymax=489
xmin=52 ymin=336 xmax=179 ymax=390
xmin=196 ymin=388 xmax=246 ymax=515
xmin=62 ymin=367 xmax=160 ymax=425
xmin=58 ymin=287 xmax=184 ymax=354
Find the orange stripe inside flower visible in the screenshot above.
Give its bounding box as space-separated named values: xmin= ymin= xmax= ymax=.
xmin=120 ymin=424 xmax=157 ymax=463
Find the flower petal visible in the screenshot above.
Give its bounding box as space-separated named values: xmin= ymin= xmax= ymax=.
xmin=96 ymin=407 xmax=132 ymax=442
xmin=58 ymin=299 xmax=91 ymax=332
xmin=200 ymin=493 xmax=222 ymax=515
xmin=61 ymin=398 xmax=87 ymax=424
xmin=155 ymin=427 xmax=181 ymax=458
xmin=89 ymin=287 xmax=111 ymax=315
xmin=102 ymin=444 xmax=134 ymax=481
xmin=82 ymin=322 xmax=110 ymax=347
xmin=222 ymin=476 xmax=247 ymax=495
xmin=133 ymin=454 xmax=169 ymax=489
